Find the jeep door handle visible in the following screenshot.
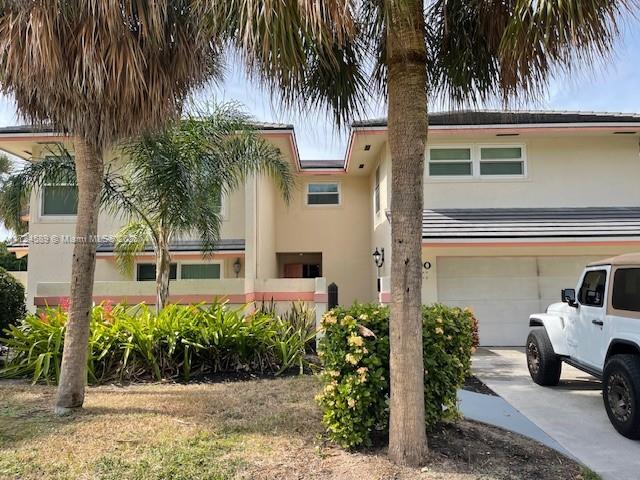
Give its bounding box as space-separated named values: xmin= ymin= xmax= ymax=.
xmin=592 ymin=320 xmax=604 ymax=326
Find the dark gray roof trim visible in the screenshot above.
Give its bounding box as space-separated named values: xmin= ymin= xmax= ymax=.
xmin=423 ymin=208 xmax=640 ymax=239
xmin=0 ymin=122 xmax=292 ymax=135
xmin=96 ymin=238 xmax=245 ymax=253
xmin=300 ymin=159 xmax=345 ymax=169
xmin=355 ymin=110 xmax=640 ymax=128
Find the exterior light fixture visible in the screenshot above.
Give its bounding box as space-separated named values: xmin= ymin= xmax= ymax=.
xmin=372 ymin=247 xmax=385 ymax=268
xmin=233 ymin=258 xmax=242 ymax=278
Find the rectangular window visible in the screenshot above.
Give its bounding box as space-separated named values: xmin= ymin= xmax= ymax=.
xmin=374 ymin=167 xmax=380 ymax=214
xmin=42 ymin=185 xmax=78 ymax=215
xmin=181 ymin=263 xmax=221 ymax=280
xmin=480 ymin=146 xmax=524 ymax=176
xmin=578 ymin=270 xmax=607 ymax=307
xmin=136 ymin=263 xmax=177 ymax=281
xmin=613 ymin=268 xmax=640 ymax=312
xmin=307 ymin=183 xmax=340 ymax=205
xmin=428 ymin=148 xmax=472 ymax=176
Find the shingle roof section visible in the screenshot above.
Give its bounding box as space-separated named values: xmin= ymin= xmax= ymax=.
xmin=422 ymin=208 xmax=640 ymax=239
xmin=95 ymin=239 xmax=245 ymax=253
xmin=355 ymin=110 xmax=640 ymax=128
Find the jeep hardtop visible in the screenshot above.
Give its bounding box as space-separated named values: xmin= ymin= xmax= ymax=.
xmin=527 ymin=253 xmax=640 ymax=439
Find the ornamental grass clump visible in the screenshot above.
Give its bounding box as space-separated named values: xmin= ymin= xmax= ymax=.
xmin=1 ymin=301 xmax=316 ymax=384
xmin=316 ymin=303 xmax=475 ymax=448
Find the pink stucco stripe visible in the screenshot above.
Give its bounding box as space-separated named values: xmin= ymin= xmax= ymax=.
xmin=422 ymin=240 xmax=640 ymax=248
xmin=34 ymin=291 xmax=317 ymax=306
xmin=378 ymin=292 xmax=391 ymax=303
xmin=314 ymin=293 xmax=328 ymax=303
xmin=246 ymin=291 xmax=316 ymax=302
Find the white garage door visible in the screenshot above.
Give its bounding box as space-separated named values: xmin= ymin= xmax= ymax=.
xmin=436 ymin=256 xmax=600 ymax=346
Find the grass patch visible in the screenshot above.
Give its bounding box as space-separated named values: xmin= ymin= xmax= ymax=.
xmin=0 ymin=376 xmax=590 ymax=480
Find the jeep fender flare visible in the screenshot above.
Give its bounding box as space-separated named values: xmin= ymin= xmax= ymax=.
xmin=605 ymin=338 xmax=640 ymax=361
xmin=529 ymin=314 xmax=570 ymax=356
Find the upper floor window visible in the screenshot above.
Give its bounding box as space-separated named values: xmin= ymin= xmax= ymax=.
xmin=42 ymin=185 xmax=78 ymax=216
xmin=374 ymin=167 xmax=381 ymax=213
xmin=428 ymin=147 xmax=472 ymax=176
xmin=427 ymin=144 xmax=526 ymax=179
xmin=306 ymin=183 xmax=340 ymax=206
xmin=480 ymin=146 xmax=524 ymax=176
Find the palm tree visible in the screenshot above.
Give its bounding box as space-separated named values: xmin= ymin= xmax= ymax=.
xmin=0 ymin=2 xmax=222 ymax=414
xmin=202 ymin=0 xmax=632 ymax=465
xmin=109 ymin=105 xmax=294 ymax=312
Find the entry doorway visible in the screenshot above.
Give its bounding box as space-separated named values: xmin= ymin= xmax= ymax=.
xmin=277 ymin=252 xmax=322 ymax=279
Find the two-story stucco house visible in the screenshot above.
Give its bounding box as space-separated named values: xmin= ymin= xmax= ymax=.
xmin=5 ymin=110 xmax=640 ymax=346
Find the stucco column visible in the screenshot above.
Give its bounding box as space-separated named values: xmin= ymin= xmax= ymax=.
xmin=314 ymin=277 xmax=328 ymax=346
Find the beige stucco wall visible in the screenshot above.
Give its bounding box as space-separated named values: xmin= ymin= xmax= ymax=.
xmin=371 ymin=146 xmax=392 ymax=297
xmin=22 ymin=142 xmax=247 ymax=309
xmin=275 ymin=174 xmax=373 ymax=305
xmin=422 ymin=135 xmax=640 ymax=208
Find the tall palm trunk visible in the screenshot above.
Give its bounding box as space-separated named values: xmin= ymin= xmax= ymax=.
xmin=55 ymin=139 xmax=104 ymax=414
xmin=156 ymin=232 xmax=171 ymax=313
xmin=386 ymin=0 xmax=429 ymax=466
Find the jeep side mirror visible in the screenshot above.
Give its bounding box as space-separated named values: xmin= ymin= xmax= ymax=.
xmin=562 ymin=288 xmax=578 ymax=307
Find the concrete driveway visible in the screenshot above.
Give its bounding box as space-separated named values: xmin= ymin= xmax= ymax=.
xmin=473 ymin=348 xmax=640 ymax=480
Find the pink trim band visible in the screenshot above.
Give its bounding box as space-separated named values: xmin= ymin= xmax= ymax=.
xmin=378 ymin=292 xmax=391 ymax=303
xmin=34 ymin=291 xmax=318 ymax=306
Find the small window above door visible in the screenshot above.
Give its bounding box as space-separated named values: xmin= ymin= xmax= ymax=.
xmin=306 ymin=183 xmax=340 ymax=206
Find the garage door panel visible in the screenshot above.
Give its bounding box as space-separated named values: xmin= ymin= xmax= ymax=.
xmin=537 ymin=256 xmax=601 ymax=277
xmin=454 ymin=300 xmax=537 ymax=346
xmin=437 ymin=257 xmax=538 ymax=278
xmin=438 ymin=277 xmax=539 ymax=301
xmin=436 ymin=255 xmax=595 ymax=347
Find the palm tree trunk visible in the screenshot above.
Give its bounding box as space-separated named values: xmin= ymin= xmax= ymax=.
xmin=386 ymin=0 xmax=429 ymax=466
xmin=55 ymin=139 xmax=104 ymax=414
xmin=156 ymin=234 xmax=171 ymax=313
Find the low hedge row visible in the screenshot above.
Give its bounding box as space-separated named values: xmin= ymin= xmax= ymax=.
xmin=1 ymin=301 xmax=315 ymax=384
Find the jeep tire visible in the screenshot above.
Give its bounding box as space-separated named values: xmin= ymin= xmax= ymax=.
xmin=526 ymin=328 xmax=562 ymax=386
xmin=603 ymin=354 xmax=640 ymax=439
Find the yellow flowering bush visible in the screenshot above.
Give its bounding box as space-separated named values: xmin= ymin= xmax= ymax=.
xmin=317 ymin=303 xmax=475 ymax=448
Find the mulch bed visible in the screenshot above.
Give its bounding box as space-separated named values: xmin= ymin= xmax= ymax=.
xmin=463 ymin=374 xmax=498 ymax=396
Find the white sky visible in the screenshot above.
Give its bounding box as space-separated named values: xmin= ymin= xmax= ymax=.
xmin=1 ymin=24 xmax=640 ymax=241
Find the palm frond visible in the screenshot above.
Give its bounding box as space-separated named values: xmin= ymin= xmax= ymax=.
xmin=113 ymin=221 xmax=153 ymax=277
xmin=199 ymin=0 xmax=369 ymax=127
xmin=0 ymin=149 xmax=76 ymax=234
xmin=426 ymin=0 xmax=633 ymax=106
xmin=0 ymin=0 xmax=223 ymax=147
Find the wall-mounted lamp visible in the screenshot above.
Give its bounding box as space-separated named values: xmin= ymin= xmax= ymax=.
xmin=372 ymin=247 xmax=385 ymax=269
xmin=233 ymin=258 xmax=242 ymax=278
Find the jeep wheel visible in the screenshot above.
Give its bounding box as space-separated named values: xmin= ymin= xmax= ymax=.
xmin=603 ymin=355 xmax=640 ymax=439
xmin=526 ymin=329 xmax=562 ymax=386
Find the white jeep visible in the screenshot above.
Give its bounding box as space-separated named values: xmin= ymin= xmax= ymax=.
xmin=526 ymin=253 xmax=640 ymax=439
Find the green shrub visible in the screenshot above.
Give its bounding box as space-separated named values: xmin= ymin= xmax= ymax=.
xmin=0 ymin=301 xmax=316 ymax=384
xmin=0 ymin=267 xmax=26 ymax=333
xmin=316 ymin=303 xmax=475 ymax=448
